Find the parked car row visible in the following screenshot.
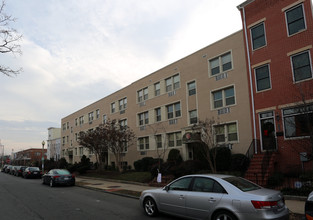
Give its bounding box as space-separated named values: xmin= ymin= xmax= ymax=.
xmin=1 ymin=165 xmax=75 ymax=187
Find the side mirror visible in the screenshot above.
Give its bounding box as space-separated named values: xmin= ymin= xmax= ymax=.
xmin=164 ymin=185 xmax=170 ymax=192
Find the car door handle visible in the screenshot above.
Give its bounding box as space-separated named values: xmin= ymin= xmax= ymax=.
xmin=179 ymin=195 xmax=185 ymax=200
xmin=208 ymin=197 xmax=216 ymax=203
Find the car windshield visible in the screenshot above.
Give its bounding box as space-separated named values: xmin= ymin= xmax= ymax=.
xmin=223 ymin=177 xmax=261 ymax=192
xmin=56 ymin=170 xmax=70 ymax=175
xmin=29 ymin=167 xmax=40 ymax=171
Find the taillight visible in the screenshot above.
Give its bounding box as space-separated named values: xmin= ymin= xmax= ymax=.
xmin=28 ymin=171 xmax=31 ymax=174
xmin=53 ymin=176 xmax=60 ymax=179
xmin=72 ymin=174 xmax=75 ymax=178
xmin=251 ymin=201 xmax=278 ymax=209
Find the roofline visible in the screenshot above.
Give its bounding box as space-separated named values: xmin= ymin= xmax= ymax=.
xmin=237 ymin=0 xmax=255 ymax=10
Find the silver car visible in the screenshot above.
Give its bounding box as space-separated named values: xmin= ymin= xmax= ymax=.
xmin=140 ymin=174 xmax=289 ymax=220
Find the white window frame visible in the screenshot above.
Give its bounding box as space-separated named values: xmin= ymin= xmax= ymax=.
xmin=285 ymin=3 xmax=306 ymax=36
xmin=254 ymin=64 xmax=272 ymax=92
xmin=187 ymin=81 xmax=196 ymax=96
xmin=211 ymin=86 xmax=236 ymax=109
xmin=250 ymin=22 xmax=267 ymax=50
xmin=290 ymin=50 xmax=313 ymax=83
xmin=138 ymin=137 xmax=149 ymax=150
xmin=208 ymin=51 xmax=232 ymax=76
xmin=111 ymin=102 xmax=116 ymax=113
xmin=165 ymin=74 xmax=180 ymax=92
xmin=214 ymin=122 xmax=238 ymax=144
xmin=167 ymin=102 xmax=181 ymax=119
xmin=119 ymin=97 xmax=127 ymax=111
xmin=138 ymin=87 xmax=148 ymax=102
xmin=138 ymin=111 xmax=149 ymax=126
xmin=167 ymin=132 xmax=182 ymax=147
xmin=154 ymin=82 xmax=160 ymax=96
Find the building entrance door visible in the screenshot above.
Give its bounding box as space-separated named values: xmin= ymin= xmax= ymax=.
xmin=260 ymin=112 xmax=277 ymax=151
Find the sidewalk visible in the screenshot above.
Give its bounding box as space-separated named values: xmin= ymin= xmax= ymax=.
xmin=75 ymin=176 xmax=305 ymax=215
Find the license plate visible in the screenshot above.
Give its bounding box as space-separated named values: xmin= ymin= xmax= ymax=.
xmin=34 ymin=172 xmax=38 ymax=174
xmin=64 ymin=177 xmax=69 ymax=180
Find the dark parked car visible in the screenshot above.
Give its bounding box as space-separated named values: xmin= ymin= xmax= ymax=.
xmin=305 ymin=191 xmax=313 ymax=220
xmin=14 ymin=166 xmax=27 ymax=177
xmin=5 ymin=165 xmax=12 ymax=173
xmin=10 ymin=166 xmax=18 ymax=175
xmin=23 ymin=167 xmax=42 ymax=179
xmin=1 ymin=165 xmax=8 ymax=172
xmin=140 ymin=174 xmax=289 ymax=220
xmin=42 ymin=169 xmax=75 ymax=187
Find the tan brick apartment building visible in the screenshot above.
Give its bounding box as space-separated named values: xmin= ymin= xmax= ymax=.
xmin=61 ymin=30 xmax=253 ymax=168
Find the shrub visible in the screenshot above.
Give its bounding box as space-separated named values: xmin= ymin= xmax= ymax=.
xmin=267 ymin=172 xmax=284 ymax=187
xmin=170 ymin=160 xmax=208 ymax=178
xmin=134 ymin=157 xmax=162 ymax=172
xmin=167 ymin=149 xmax=183 ymax=165
xmin=230 ymin=154 xmax=249 ymax=172
xmin=210 ymin=147 xmax=231 ymax=171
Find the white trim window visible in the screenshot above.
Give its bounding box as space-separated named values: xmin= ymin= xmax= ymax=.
xmin=291 ymin=50 xmax=312 ymax=82
xmin=212 ymin=86 xmax=235 ymax=109
xmin=165 ymin=74 xmax=180 ymax=92
xmin=167 ymin=102 xmax=181 ymax=119
xmin=138 ymin=87 xmax=148 ymax=102
xmin=283 ymin=104 xmax=313 ymax=138
xmin=103 ymin=114 xmax=107 ymax=124
xmin=254 ymin=64 xmax=271 ymax=91
xmin=154 ymin=82 xmax=160 ymax=96
xmin=251 ymin=22 xmax=266 ymax=50
xmin=79 ymin=116 xmax=84 ymax=125
xmin=209 ymin=52 xmax=232 ymax=76
xmin=187 ymin=81 xmax=196 ymax=96
xmin=88 ymin=112 xmax=94 ymax=122
xmin=119 ymin=119 xmax=127 ymax=129
xmin=214 ymin=122 xmax=238 ymax=144
xmin=96 ymin=109 xmax=100 ymax=119
xmin=155 ymin=107 xmax=161 ymax=122
xmin=189 ymin=110 xmax=198 ymax=124
xmin=167 ymin=132 xmax=182 ymax=147
xmin=138 ymin=137 xmax=149 ymax=150
xmin=138 ymin=111 xmax=149 ymax=126
xmin=111 ymin=102 xmax=116 ymax=113
xmin=155 ymin=134 xmax=162 ymax=148
xmin=119 ymin=97 xmax=127 ymax=111
xmin=285 ymin=4 xmax=306 ymax=36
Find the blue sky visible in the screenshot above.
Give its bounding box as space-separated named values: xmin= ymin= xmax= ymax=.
xmin=0 ymin=0 xmax=244 ymax=155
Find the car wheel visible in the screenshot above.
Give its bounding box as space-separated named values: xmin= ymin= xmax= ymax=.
xmin=50 ymin=179 xmax=54 ymax=187
xmin=143 ymin=197 xmax=158 ymax=217
xmin=213 ymin=210 xmax=237 ymax=220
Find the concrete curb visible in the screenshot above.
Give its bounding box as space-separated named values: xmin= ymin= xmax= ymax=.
xmin=76 ymin=183 xmax=140 ymax=200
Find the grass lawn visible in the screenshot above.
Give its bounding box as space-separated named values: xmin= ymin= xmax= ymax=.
xmin=81 ymin=170 xmax=152 ymax=183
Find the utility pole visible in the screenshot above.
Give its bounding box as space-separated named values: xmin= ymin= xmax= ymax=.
xmin=0 ymin=140 xmax=4 ymax=168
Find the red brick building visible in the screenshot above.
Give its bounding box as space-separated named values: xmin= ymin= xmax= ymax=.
xmin=14 ymin=148 xmax=47 ymax=166
xmin=238 ymin=0 xmax=313 ymax=182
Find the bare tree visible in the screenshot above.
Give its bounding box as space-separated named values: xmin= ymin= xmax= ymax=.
xmin=197 ymin=118 xmax=219 ymax=173
xmin=0 ymin=0 xmax=22 ymax=76
xmin=148 ymin=123 xmax=169 ymax=170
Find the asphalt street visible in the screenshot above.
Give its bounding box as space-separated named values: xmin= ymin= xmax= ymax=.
xmin=0 ymin=172 xmax=177 ymax=220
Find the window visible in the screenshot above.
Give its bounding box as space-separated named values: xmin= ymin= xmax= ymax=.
xmin=291 ymin=51 xmax=312 ymax=82
xmin=138 ymin=87 xmax=148 ymax=102
xmin=165 ymin=74 xmax=180 ymax=92
xmin=139 ymin=111 xmax=149 ymax=126
xmin=111 ymin=102 xmax=115 ymax=113
xmin=138 ymin=137 xmax=149 ymax=150
xmin=169 ymin=177 xmax=192 ymax=191
xmin=167 ymin=102 xmax=181 ymax=119
xmin=96 ymin=109 xmax=100 ymax=119
xmin=214 ymin=122 xmax=238 ymax=144
xmin=119 ymin=97 xmax=127 ymax=111
xmin=119 ymin=119 xmax=127 ymax=128
xmin=75 ymin=118 xmax=78 ymax=126
xmin=154 ymin=82 xmax=160 ymax=96
xmin=212 ymin=86 xmax=235 ymax=109
xmin=67 ymin=122 xmax=69 ymax=129
xmin=155 ymin=135 xmax=162 ymax=148
xmin=251 ymin=22 xmax=266 ymax=50
xmin=62 ymin=123 xmax=66 ymax=131
xmin=189 ymin=110 xmax=198 ymax=124
xmin=283 ymin=104 xmax=313 ymax=138
xmin=255 ymin=64 xmax=271 ymax=91
xmin=88 ymin=112 xmax=94 ymax=122
xmin=103 ymin=114 xmax=107 ymax=124
xmin=79 ymin=147 xmax=84 ymax=156
xmin=188 ymin=81 xmax=196 ymax=96
xmin=192 ymin=177 xmax=225 ymax=193
xmin=155 ymin=108 xmax=161 ymax=122
xmin=79 ymin=116 xmax=84 ymax=125
xmin=167 ymin=132 xmax=182 ymax=147
xmin=209 ymin=52 xmax=232 ymax=76
xmin=285 ymin=4 xmax=306 ymax=36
